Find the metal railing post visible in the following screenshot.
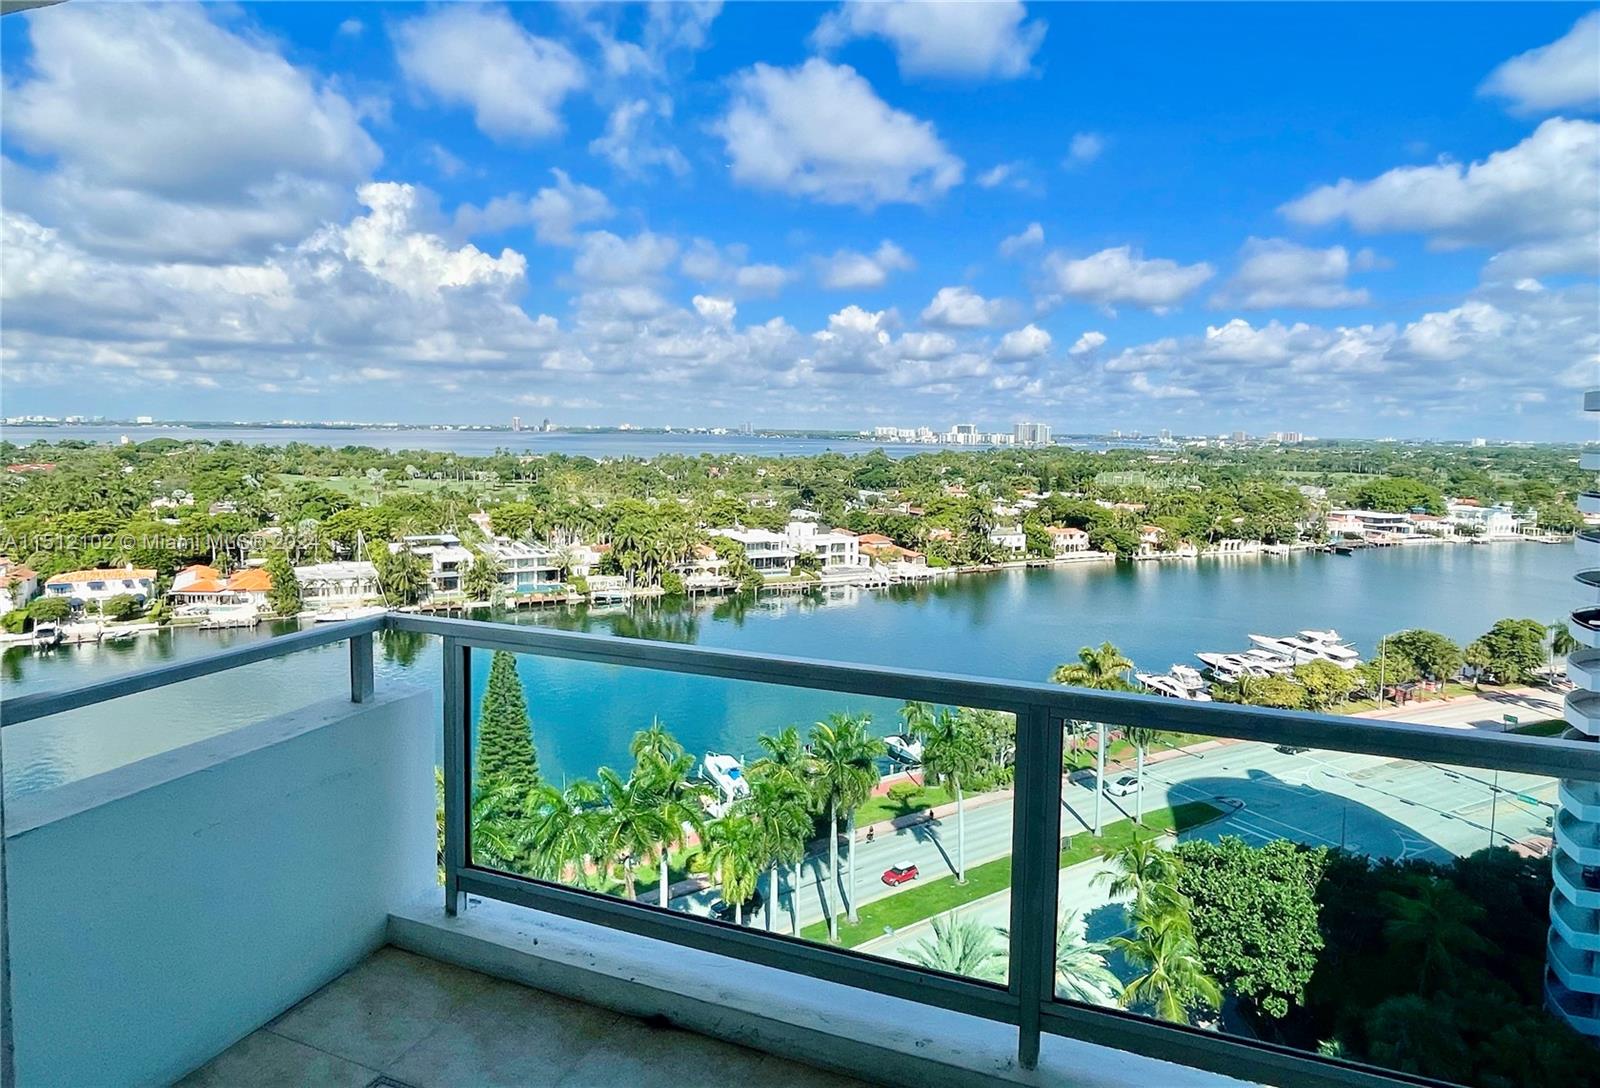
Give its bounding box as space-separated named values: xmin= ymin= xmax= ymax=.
xmin=1009 ymin=704 xmax=1065 ymax=1070
xmin=442 ymin=637 xmax=469 ymax=916
xmin=348 ymin=632 xmax=374 ymax=703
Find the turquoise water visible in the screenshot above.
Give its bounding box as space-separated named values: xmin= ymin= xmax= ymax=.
xmin=2 ymin=543 xmax=1572 ymax=796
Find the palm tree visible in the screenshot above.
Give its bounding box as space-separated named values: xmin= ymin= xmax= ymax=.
xmin=808 ymin=712 xmax=884 ymax=937
xmin=522 ymin=780 xmax=601 ymax=885
xmin=1093 ymin=834 xmax=1183 ymax=915
xmin=1051 ymin=910 xmax=1121 ymax=1006
xmin=752 ymin=725 xmax=815 ymax=934
xmin=1548 ymin=619 xmax=1580 ymax=683
xmin=1121 ymin=726 xmax=1161 ymax=823
xmin=1052 ymin=642 xmax=1136 ymax=835
xmin=591 ymin=766 xmax=673 ymax=901
xmin=634 ymin=750 xmax=709 ymax=908
xmin=466 ymin=775 xmax=533 ymax=873
xmin=630 ymin=716 xmax=684 ymax=772
xmin=917 ymin=706 xmax=984 ymax=882
xmin=1110 ymin=906 xmax=1221 ymax=1025
xmin=906 ymin=913 xmax=1006 ymax=982
xmin=1379 ymin=876 xmax=1490 ymax=993
xmin=699 ymin=810 xmax=762 ymax=925
xmin=745 ymin=774 xmax=812 ymax=932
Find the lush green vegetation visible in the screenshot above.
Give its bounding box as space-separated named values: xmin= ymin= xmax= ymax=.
xmin=0 ymin=436 xmax=1578 ymax=599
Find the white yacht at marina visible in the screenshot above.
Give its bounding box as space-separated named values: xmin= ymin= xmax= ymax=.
xmin=1137 ymin=669 xmax=1213 ymax=701
xmin=700 ymin=752 xmax=751 ymax=816
xmin=883 ymin=733 xmax=924 ymax=765
xmin=1247 ymin=629 xmax=1362 ymax=669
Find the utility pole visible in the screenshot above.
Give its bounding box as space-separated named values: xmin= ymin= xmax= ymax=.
xmin=1093 ymin=722 xmax=1106 ymax=837
xmin=1376 ymin=636 xmax=1387 ymax=708
xmin=1488 ymin=770 xmax=1500 ymax=849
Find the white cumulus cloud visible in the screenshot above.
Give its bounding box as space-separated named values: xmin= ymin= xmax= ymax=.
xmin=922 ymin=286 xmax=1007 ymax=328
xmin=1045 ymin=246 xmax=1214 ymax=312
xmin=1065 ymin=132 xmax=1104 ymax=166
xmin=999 ymin=222 xmax=1044 ymax=258
xmin=996 ymin=324 xmax=1052 ymax=360
xmin=1280 ymin=118 xmax=1600 ymax=276
xmin=1068 ymin=331 xmax=1107 ymax=356
xmin=453 ymin=169 xmax=613 ymax=246
xmin=713 ymin=59 xmax=963 ymax=206
xmin=818 ymin=241 xmax=914 ymax=289
xmin=811 ymin=0 xmax=1045 ymax=80
xmin=1212 ymin=238 xmax=1376 ymax=310
xmin=1480 ymin=12 xmax=1600 ymax=113
xmin=394 ymin=6 xmax=584 ymax=141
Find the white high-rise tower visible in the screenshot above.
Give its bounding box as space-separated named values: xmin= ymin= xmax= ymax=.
xmin=1549 ymin=387 xmax=1600 ymax=1037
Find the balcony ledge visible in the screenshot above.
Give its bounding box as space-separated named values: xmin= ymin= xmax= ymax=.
xmin=388 ymin=894 xmax=1249 ymax=1088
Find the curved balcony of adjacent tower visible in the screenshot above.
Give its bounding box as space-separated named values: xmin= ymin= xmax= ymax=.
xmin=1555 ymin=851 xmax=1600 ymax=910
xmin=1582 ymin=491 xmax=1600 ymax=516
xmin=1551 ymin=892 xmax=1600 ymax=953
xmin=1565 ymin=647 xmax=1600 ymax=693
xmin=1559 ymin=776 xmax=1600 ymax=823
xmin=1555 ymin=807 xmax=1600 ymax=867
xmin=1563 ymin=689 xmax=1600 ymax=739
xmin=1548 ymin=929 xmax=1600 ymax=994
xmin=1547 ymin=974 xmax=1600 ymax=1036
xmin=1570 ymin=605 xmax=1600 ymax=650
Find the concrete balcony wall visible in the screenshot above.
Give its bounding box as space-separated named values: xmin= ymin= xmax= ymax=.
xmin=5 ymin=688 xmax=436 ymax=1087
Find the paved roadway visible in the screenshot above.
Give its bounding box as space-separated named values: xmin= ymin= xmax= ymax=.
xmin=671 ymin=733 xmax=1563 ymax=943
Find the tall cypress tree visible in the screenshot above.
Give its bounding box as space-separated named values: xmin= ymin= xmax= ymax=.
xmin=476 ymin=650 xmax=539 ymax=795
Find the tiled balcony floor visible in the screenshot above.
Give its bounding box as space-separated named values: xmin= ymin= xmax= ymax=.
xmin=178 ymin=946 xmax=877 ymax=1088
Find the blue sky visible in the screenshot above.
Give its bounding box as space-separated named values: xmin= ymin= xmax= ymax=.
xmin=2 ymin=2 xmax=1596 ymax=438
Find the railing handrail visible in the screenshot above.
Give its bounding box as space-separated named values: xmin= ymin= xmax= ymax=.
xmin=4 ymin=610 xmax=1596 ymax=781
xmin=0 ymin=615 xmax=384 ymax=727
xmin=394 ymin=614 xmax=1599 ymax=779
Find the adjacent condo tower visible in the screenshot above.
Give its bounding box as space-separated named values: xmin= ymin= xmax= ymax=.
xmin=1550 ymin=388 xmax=1600 ymax=1037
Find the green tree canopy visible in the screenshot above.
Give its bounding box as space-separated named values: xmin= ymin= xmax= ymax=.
xmin=1175 ymin=837 xmax=1327 ymax=1020
xmin=1464 ymin=618 xmax=1547 ymax=685
xmin=476 ymin=650 xmax=540 ymax=797
xmin=264 ymin=549 xmax=302 ymax=616
xmin=1383 ymin=629 xmax=1462 ymax=682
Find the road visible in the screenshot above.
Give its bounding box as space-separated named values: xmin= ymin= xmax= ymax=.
xmin=671 ymin=732 xmax=1562 ymax=943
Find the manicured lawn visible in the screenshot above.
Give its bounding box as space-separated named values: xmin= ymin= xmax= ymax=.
xmin=803 ymin=799 xmax=1225 ymax=948
xmin=1062 ymin=731 xmax=1212 ymax=772
xmin=856 ymin=782 xmax=955 ymax=826
xmin=1510 ymin=718 xmax=1567 ymax=737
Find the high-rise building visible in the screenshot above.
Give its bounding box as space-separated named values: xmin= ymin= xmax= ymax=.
xmin=511 ymin=416 xmax=522 ymax=432
xmin=1159 ymin=428 xmax=1172 ymax=442
xmin=1231 ymin=430 xmax=1248 ymax=443
xmin=1013 ymin=422 xmax=1051 ymax=446
xmin=1471 ymin=437 xmax=1487 ymax=447
xmin=1549 ymin=387 xmax=1600 ymax=1039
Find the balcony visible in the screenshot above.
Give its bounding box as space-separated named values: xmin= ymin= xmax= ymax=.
xmin=5 ymin=615 xmax=1600 ymax=1087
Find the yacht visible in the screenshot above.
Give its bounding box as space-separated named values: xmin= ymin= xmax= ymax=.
xmin=883 ymin=733 xmax=924 ymax=765
xmin=1196 ymin=650 xmax=1294 ymax=682
xmin=1248 ymin=631 xmax=1362 ymax=669
xmin=700 ymin=752 xmax=751 ymax=815
xmin=313 ymin=605 xmax=387 ymax=623
xmin=1238 ymin=648 xmax=1296 ymax=674
xmin=32 ymin=622 xmax=62 ymax=650
xmin=1169 ymin=664 xmax=1207 ymax=693
xmin=1137 ymin=671 xmax=1213 ymax=701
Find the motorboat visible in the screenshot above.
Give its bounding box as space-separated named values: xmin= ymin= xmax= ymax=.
xmin=883 ymin=733 xmax=924 ymax=765
xmin=1238 ymin=649 xmax=1296 ymax=674
xmin=1196 ymin=652 xmax=1250 ymax=682
xmin=32 ymin=622 xmax=62 ymax=650
xmin=1248 ymin=631 xmax=1361 ymax=669
xmin=1196 ymin=650 xmax=1293 ymax=682
xmin=701 ymin=752 xmax=751 ymax=815
xmin=1169 ymin=664 xmax=1207 ymax=693
xmin=1137 ymin=670 xmax=1213 ymax=701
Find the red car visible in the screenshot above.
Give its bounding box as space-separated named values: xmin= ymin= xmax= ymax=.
xmin=882 ymin=862 xmax=919 ymax=886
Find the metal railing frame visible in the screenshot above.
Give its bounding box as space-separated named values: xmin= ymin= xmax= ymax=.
xmin=5 ymin=611 xmax=1597 ymax=1088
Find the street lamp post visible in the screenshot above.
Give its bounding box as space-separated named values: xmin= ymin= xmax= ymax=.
xmin=1093 ymin=722 xmax=1105 ymax=836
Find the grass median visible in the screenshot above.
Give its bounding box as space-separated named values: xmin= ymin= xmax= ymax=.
xmin=803 ymin=799 xmax=1226 ymax=948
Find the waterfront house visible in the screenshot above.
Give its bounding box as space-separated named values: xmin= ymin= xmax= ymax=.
xmin=0 ymin=557 xmax=39 ymax=615
xmin=1407 ymin=513 xmax=1456 ymax=537
xmin=293 ymin=560 xmax=381 ymax=608
xmin=1138 ymin=525 xmax=1165 ymax=556
xmin=43 ymin=565 xmax=157 ymax=611
xmin=1043 ymin=526 xmax=1091 ymax=555
xmin=1446 ymin=500 xmax=1531 ymax=539
xmin=480 ymin=537 xmax=565 ymax=596
xmin=674 ymin=544 xmax=735 ymax=591
xmin=988 ymin=525 xmax=1027 ymax=553
xmin=785 ymin=521 xmax=861 ymax=569
xmin=170 ymin=565 xmax=273 ymax=615
xmin=392 ymin=533 xmax=475 ymax=598
xmin=709 ymin=526 xmax=797 ymax=574
xmin=1326 ymin=509 xmax=1415 ymax=540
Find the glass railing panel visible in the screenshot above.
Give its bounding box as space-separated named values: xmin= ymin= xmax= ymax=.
xmin=461 ymin=645 xmax=1018 ymax=987
xmin=1047 ymin=715 xmax=1598 ymax=1088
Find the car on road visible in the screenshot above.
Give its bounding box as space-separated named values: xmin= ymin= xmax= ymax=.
xmin=709 ymin=888 xmax=764 ymax=923
xmin=1274 ymin=744 xmax=1310 ymax=755
xmin=1104 ymin=775 xmax=1139 ymax=797
xmin=882 ymin=862 xmax=919 ymax=886
xmin=1582 ymin=866 xmax=1600 ymax=891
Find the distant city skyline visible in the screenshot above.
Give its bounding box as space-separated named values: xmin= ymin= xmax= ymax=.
xmin=2 ymin=4 xmax=1596 ymax=438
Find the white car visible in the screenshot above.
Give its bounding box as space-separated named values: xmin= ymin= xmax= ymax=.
xmin=1104 ymin=775 xmax=1139 ymax=797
